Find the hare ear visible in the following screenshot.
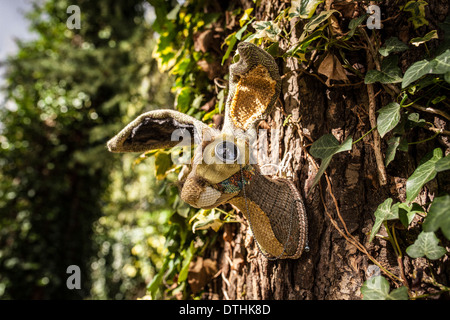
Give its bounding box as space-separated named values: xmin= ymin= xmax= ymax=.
xmin=223 ymin=42 xmax=281 ymax=133
xmin=107 ymin=109 xmax=213 ymax=153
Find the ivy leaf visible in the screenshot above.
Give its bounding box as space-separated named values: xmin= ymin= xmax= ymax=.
xmin=365 ymin=56 xmax=403 ymax=84
xmin=398 ymin=202 xmax=423 ymax=227
xmin=147 ymin=258 xmax=169 ymax=298
xmin=379 ymin=37 xmax=409 ymax=57
xmin=406 ymin=148 xmax=443 ymax=202
xmin=221 ymin=18 xmax=254 ymax=65
xmin=385 ymin=136 xmax=401 ymax=167
xmin=435 ymin=154 xmax=450 ymax=172
xmin=410 ymin=30 xmax=438 ymax=47
xmin=369 ymin=198 xmax=399 ymax=242
xmin=178 ymin=240 xmax=195 ymax=283
xmin=361 ymin=276 xmax=409 ymax=300
xmin=309 ymin=134 xmax=352 ymax=189
xmin=433 ymin=49 xmax=450 ymax=74
xmin=347 ymin=14 xmax=367 ymax=37
xmin=364 ymin=70 xmax=400 ymax=84
xmin=402 ymin=59 xmax=437 ymax=88
xmin=423 ymin=194 xmax=450 ymax=240
xmin=406 ymin=231 xmax=447 ymax=260
xmin=304 ymin=10 xmax=339 ymax=33
xmin=266 ymin=41 xmax=280 ymax=57
xmin=191 ymin=209 xmax=223 ymax=233
xmin=404 ymin=0 xmax=429 ymax=29
xmin=406 ymin=112 xmax=426 ymax=128
xmin=247 ymin=20 xmax=281 ymax=42
xmin=289 ymin=0 xmax=324 ymax=19
xmin=377 ymin=102 xmax=401 ymax=138
xmin=402 ymin=50 xmax=450 ymax=88
xmin=431 ymin=95 xmax=447 ymax=105
xmin=154 ymin=151 xmax=174 ymax=180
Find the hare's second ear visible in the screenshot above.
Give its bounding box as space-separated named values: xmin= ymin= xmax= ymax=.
xmin=223 ymin=42 xmax=281 ymax=133
xmin=107 ymin=109 xmax=212 ymax=153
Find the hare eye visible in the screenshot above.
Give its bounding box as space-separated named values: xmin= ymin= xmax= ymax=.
xmin=215 ymin=141 xmax=240 ymax=163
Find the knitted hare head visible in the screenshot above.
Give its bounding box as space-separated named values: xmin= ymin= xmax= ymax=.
xmin=107 ymin=42 xmax=308 ymax=259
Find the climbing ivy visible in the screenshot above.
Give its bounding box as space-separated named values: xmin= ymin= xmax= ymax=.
xmin=142 ymin=0 xmax=449 ymax=299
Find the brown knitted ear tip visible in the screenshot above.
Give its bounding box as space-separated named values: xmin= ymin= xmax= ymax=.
xmin=231 ymin=167 xmax=308 ymax=259
xmin=106 ymin=137 xmax=124 ymax=153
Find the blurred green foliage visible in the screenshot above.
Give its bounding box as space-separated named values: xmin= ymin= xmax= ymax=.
xmin=0 ymin=0 xmax=175 ymax=299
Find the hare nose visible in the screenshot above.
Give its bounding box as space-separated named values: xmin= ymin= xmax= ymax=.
xmin=180 ymin=176 xmax=221 ymax=208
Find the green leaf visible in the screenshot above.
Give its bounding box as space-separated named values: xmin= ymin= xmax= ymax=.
xmin=402 ymin=59 xmax=437 ymax=88
xmin=385 ymin=136 xmax=401 ymax=167
xmin=247 ymin=20 xmax=280 ymax=42
xmin=154 ymin=151 xmax=174 ymax=180
xmin=423 ymin=194 xmax=450 ymax=240
xmin=445 ymin=72 xmax=450 ymax=84
xmin=304 ymin=10 xmax=338 ymax=33
xmin=389 ymin=286 xmax=409 ymax=300
xmin=217 ymin=89 xmax=225 ymax=113
xmin=309 ymin=134 xmax=352 ymax=188
xmin=286 ymin=29 xmax=324 ymax=58
xmin=289 ymin=0 xmax=324 ymax=19
xmin=398 ymin=202 xmax=423 ymax=227
xmin=365 ymin=56 xmax=403 ymax=84
xmin=364 ymin=70 xmax=399 ymax=84
xmin=147 ymin=258 xmax=169 ymax=298
xmin=406 ymin=231 xmax=447 ymax=260
xmin=178 ymin=240 xmax=195 ymax=283
xmin=431 ymin=95 xmax=446 ymax=104
xmin=347 ymin=14 xmax=367 ymax=37
xmin=192 ymin=209 xmax=223 ymax=233
xmin=433 ymin=49 xmax=450 ymax=74
xmin=310 ymin=134 xmax=353 ymax=159
xmin=377 ymin=102 xmax=401 ymax=138
xmin=406 ymin=148 xmax=443 ymax=202
xmin=404 ymin=0 xmax=429 ymax=29
xmin=266 ymin=41 xmax=280 ymax=57
xmin=176 ymin=86 xmax=193 ymax=113
xmin=166 ymin=3 xmax=181 ymax=20
xmin=221 ymin=18 xmax=254 ymax=65
xmin=176 ymin=201 xmax=191 ymax=218
xmin=406 ymin=112 xmax=426 ymax=128
xmin=361 ymin=276 xmax=409 ymax=300
xmin=410 ymin=30 xmax=438 ymax=47
xmin=379 ymin=37 xmax=409 ymax=57
xmin=435 ymin=155 xmax=450 ymax=172
xmin=369 ymin=198 xmax=398 ymax=242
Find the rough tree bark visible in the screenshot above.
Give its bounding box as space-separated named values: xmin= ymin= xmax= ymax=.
xmin=203 ymin=0 xmax=449 ymax=300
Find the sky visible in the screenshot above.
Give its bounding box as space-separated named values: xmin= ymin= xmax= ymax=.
xmin=0 ymin=0 xmax=36 ymax=104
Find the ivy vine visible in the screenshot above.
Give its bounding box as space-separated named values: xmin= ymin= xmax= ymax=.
xmin=142 ymin=0 xmax=449 ymax=299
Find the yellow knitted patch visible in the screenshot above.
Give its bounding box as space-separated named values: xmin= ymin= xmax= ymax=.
xmin=230 ymin=65 xmax=277 ymax=130
xmin=230 ymin=196 xmax=285 ymax=257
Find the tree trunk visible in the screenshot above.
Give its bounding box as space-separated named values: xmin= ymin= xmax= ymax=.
xmin=206 ymin=0 xmax=449 ymax=300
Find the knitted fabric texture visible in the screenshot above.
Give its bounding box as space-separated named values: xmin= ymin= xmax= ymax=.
xmin=195 ymin=186 xmax=222 ymax=208
xmin=230 ymin=65 xmax=277 ymax=130
xmin=230 ymin=196 xmax=285 ymax=257
xmin=232 ymin=168 xmax=308 ymax=259
xmin=107 ymin=42 xmax=308 ymax=260
xmin=213 ymin=165 xmax=255 ymax=194
xmin=107 ymin=109 xmax=211 ymax=153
